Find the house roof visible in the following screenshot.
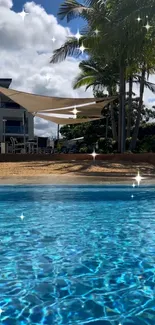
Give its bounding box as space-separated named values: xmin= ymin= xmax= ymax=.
xmin=0 ymin=79 xmax=12 ymax=89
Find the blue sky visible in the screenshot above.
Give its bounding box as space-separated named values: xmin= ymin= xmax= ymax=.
xmin=13 ymin=0 xmax=83 ymax=33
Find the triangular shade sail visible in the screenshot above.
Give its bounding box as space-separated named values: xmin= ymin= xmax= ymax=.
xmin=36 ymin=113 xmax=102 ymax=125
xmin=0 ymin=87 xmax=107 ymax=112
xmin=42 ymin=97 xmax=117 ymax=117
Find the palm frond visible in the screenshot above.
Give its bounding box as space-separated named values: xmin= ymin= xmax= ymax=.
xmin=144 ymin=81 xmax=155 ymax=93
xmin=73 ymin=73 xmax=96 ymax=89
xmin=86 ymin=82 xmax=104 ymax=91
xmin=133 ymin=78 xmax=155 ymax=94
xmin=50 ymin=37 xmax=79 ymax=63
xmin=58 ymin=0 xmax=92 ymax=22
xmin=79 ymin=63 xmax=99 ymax=73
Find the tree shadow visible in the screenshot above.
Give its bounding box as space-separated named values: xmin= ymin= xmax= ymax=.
xmin=20 ymin=160 xmax=155 ymax=176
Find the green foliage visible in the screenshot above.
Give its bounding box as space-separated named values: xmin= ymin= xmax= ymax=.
xmin=98 ymin=138 xmax=114 ymax=153
xmin=138 ymin=135 xmax=155 ymax=153
xmin=60 ymin=122 xmax=155 ymax=153
xmin=79 ymin=146 xmax=88 ymax=153
xmin=125 ymin=137 xmax=132 ymax=151
xmin=138 ymin=123 xmax=155 ymax=140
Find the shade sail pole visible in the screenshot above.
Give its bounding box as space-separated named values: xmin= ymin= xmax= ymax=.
xmin=57 ymin=124 xmax=60 ymax=140
xmin=23 ymin=111 xmax=26 ymax=153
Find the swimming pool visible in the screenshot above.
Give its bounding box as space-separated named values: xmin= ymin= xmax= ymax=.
xmin=0 ymin=185 xmax=155 ymax=325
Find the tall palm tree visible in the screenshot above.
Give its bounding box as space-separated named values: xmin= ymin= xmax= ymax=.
xmin=50 ymin=0 xmax=155 ymax=152
xmin=73 ymin=56 xmax=155 ymax=145
xmin=73 ymin=58 xmax=119 ymax=141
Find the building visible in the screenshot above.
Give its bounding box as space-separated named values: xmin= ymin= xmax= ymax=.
xmin=0 ymin=79 xmax=34 ymax=144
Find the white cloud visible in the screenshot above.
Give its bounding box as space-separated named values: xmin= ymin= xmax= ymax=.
xmin=0 ymin=0 xmax=12 ymax=8
xmin=0 ymin=1 xmax=93 ymax=138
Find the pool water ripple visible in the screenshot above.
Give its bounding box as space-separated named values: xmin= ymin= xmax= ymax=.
xmin=0 ymin=185 xmax=155 ymax=324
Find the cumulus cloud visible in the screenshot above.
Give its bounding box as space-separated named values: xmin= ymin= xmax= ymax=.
xmin=0 ymin=0 xmax=12 ymax=8
xmin=0 ymin=1 xmax=93 ymax=137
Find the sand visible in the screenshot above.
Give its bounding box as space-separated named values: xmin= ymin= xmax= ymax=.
xmin=0 ymin=160 xmax=155 ymax=184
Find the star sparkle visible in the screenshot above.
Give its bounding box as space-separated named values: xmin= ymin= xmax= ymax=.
xmin=51 ymin=37 xmax=56 ymax=43
xmin=134 ymin=171 xmax=143 ymax=186
xmin=0 ymin=308 xmax=3 ymax=316
xmin=90 ymin=150 xmax=98 ymax=161
xmin=94 ymin=28 xmax=99 ymax=35
xmin=131 ymin=195 xmax=134 ymax=199
xmin=136 ymin=16 xmax=142 ymax=22
xmin=75 ymin=30 xmax=82 ymax=42
xmin=144 ymin=22 xmax=152 ymax=31
xmin=20 ymin=213 xmax=25 ymax=220
xmin=71 ymin=107 xmax=80 ymax=119
xmin=18 ymin=9 xmax=29 ymax=21
xmin=132 ymin=183 xmax=136 ymax=188
xmin=79 ymin=43 xmax=86 ymax=54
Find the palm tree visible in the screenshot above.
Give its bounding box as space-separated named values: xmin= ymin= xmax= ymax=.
xmin=50 ymin=0 xmax=155 ymax=152
xmin=73 ymin=58 xmax=118 ymax=141
xmin=129 ymin=37 xmax=155 ymax=150
xmin=73 ymin=56 xmax=155 ymax=146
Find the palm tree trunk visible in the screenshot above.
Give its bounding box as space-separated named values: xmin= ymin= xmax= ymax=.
xmin=118 ymin=64 xmax=126 ymax=153
xmin=130 ymin=66 xmax=146 ymax=151
xmin=108 ymin=87 xmax=117 ymax=141
xmin=105 ymin=116 xmax=108 ymax=139
xmin=127 ymin=76 xmax=133 ymax=138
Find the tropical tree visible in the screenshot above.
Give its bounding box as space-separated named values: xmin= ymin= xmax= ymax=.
xmin=60 ymin=102 xmax=155 ymax=152
xmin=50 ymin=0 xmax=155 ymax=152
xmin=73 ymin=56 xmax=155 ymax=145
xmin=73 ymin=58 xmax=119 ymax=141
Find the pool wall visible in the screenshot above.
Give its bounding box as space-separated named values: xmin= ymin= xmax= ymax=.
xmin=0 ymin=152 xmax=155 ymax=163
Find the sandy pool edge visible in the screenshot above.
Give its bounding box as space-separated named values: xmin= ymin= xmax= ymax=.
xmin=0 ymin=174 xmax=155 ymax=185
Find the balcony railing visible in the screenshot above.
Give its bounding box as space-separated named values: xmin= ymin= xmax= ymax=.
xmin=1 ymin=102 xmax=21 ymax=109
xmin=5 ymin=126 xmax=28 ymax=134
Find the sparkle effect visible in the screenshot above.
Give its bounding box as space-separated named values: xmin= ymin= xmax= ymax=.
xmin=144 ymin=22 xmax=152 ymax=31
xmin=91 ymin=150 xmax=98 ymax=161
xmin=79 ymin=43 xmax=86 ymax=54
xmin=0 ymin=309 xmax=3 ymax=316
xmin=51 ymin=37 xmax=56 ymax=43
xmin=136 ymin=16 xmax=142 ymax=22
xmin=75 ymin=30 xmax=82 ymax=42
xmin=18 ymin=9 xmax=29 ymax=21
xmin=94 ymin=28 xmax=99 ymax=35
xmin=20 ymin=213 xmax=25 ymax=220
xmin=71 ymin=107 xmax=80 ymax=119
xmin=132 ymin=183 xmax=136 ymax=188
xmin=134 ymin=171 xmax=142 ymax=186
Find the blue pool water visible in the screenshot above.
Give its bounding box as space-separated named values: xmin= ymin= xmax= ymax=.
xmin=0 ymin=185 xmax=155 ymax=325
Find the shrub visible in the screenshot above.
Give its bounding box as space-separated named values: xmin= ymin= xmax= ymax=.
xmin=138 ymin=135 xmax=155 ymax=152
xmin=98 ymin=138 xmax=114 ymax=153
xmin=79 ymin=146 xmax=88 ymax=153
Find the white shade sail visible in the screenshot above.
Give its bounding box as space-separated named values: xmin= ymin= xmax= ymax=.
xmin=41 ymin=97 xmax=117 ymax=117
xmin=0 ymin=86 xmax=109 ymax=112
xmin=36 ymin=113 xmax=102 ymax=125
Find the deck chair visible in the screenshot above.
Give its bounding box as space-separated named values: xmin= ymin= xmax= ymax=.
xmin=10 ymin=137 xmax=26 ymax=153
